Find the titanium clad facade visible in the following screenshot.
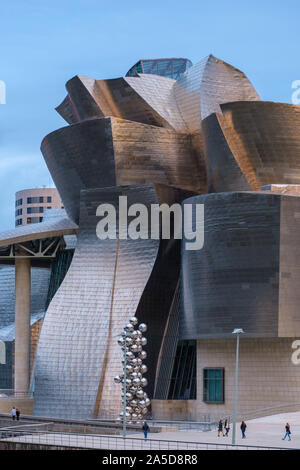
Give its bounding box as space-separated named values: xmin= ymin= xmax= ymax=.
xmin=41 ymin=118 xmax=116 ymax=224
xmin=14 ymin=53 xmax=300 ymax=419
xmin=56 ymin=75 xmax=175 ymax=129
xmin=33 ymin=184 xmax=160 ymax=419
xmin=209 ymin=101 xmax=300 ymax=190
xmin=41 ymin=116 xmax=204 ymax=224
xmin=173 ymin=55 xmax=260 ymax=131
xmin=181 ymin=192 xmax=281 ymax=339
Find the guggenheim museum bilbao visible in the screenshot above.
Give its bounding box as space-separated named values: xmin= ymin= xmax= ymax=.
xmin=1 ymin=55 xmax=300 ymax=421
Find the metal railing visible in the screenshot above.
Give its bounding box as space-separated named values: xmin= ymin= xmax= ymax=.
xmin=0 ymin=429 xmax=296 ymax=450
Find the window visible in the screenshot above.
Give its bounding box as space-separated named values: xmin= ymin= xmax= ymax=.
xmin=47 ymin=196 xmax=52 ymax=203
xmin=15 ymin=218 xmax=22 ymax=226
xmin=27 ymin=196 xmax=43 ymax=204
xmin=15 ymin=209 xmax=22 ymax=216
xmin=27 ymin=217 xmax=40 ymax=224
xmin=15 ymin=198 xmax=22 ymax=207
xmin=27 ymin=207 xmax=44 ymax=214
xmin=167 ymin=340 xmax=197 ymax=400
xmin=203 ymin=368 xmax=224 ymax=403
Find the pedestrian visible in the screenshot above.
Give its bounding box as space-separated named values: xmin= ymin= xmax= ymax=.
xmin=240 ymin=421 xmax=247 ymax=439
xmin=11 ymin=407 xmax=16 ymax=421
xmin=217 ymin=419 xmax=224 ymax=437
xmin=282 ymin=423 xmax=291 ymax=441
xmin=16 ymin=408 xmax=21 ymax=421
xmin=142 ymin=421 xmax=149 ymax=439
xmin=224 ymin=418 xmax=230 ymax=436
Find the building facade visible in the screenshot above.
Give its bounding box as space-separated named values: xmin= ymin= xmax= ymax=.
xmin=15 ymin=188 xmax=63 ymax=227
xmin=0 ymin=55 xmax=299 ymax=421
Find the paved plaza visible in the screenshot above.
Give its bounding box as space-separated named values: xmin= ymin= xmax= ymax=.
xmin=2 ymin=411 xmax=300 ymax=450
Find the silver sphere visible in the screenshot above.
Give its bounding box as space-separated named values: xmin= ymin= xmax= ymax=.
xmin=141 ymin=337 xmax=147 ymax=346
xmin=138 ymin=399 xmax=146 ymax=407
xmin=126 ymin=392 xmax=133 ymax=400
xmin=142 ymin=408 xmax=148 ymax=415
xmin=125 ymin=406 xmax=133 ymax=414
xmin=125 ymin=323 xmax=134 ymax=332
xmin=136 ymin=390 xmax=144 ymax=399
xmin=133 ymin=378 xmax=141 ymax=387
xmin=131 ymin=330 xmax=138 ymax=339
xmin=141 ymin=378 xmax=148 ymax=387
xmin=139 ymin=323 xmax=147 ymax=333
xmin=136 ymin=358 xmax=142 ymax=366
xmin=129 ymin=316 xmax=138 ymax=325
xmin=131 ymin=372 xmax=138 ymax=378
xmin=117 ymin=337 xmax=125 ymax=346
xmin=130 ymin=344 xmax=139 ymax=353
xmin=119 ymin=411 xmax=130 ymax=419
xmin=140 ymin=364 xmax=148 ymax=374
xmin=126 ymin=365 xmax=133 ymax=374
xmin=114 ymin=375 xmax=122 ymax=384
xmin=131 ymin=413 xmax=138 ymax=420
xmin=136 ymin=330 xmax=142 ymax=338
xmin=145 ymin=398 xmax=151 ymax=407
xmin=139 ymin=351 xmax=147 ymax=360
xmin=130 ymin=399 xmax=138 ymax=408
xmin=125 ymin=336 xmax=133 ymax=346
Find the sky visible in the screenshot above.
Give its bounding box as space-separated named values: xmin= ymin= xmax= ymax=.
xmin=0 ymin=0 xmax=299 ymax=230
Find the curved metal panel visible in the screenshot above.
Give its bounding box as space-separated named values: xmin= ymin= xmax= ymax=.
xmin=33 ymin=184 xmax=160 ymax=419
xmin=56 ymin=75 xmax=173 ymax=129
xmin=216 ymin=101 xmax=300 ymax=189
xmin=41 ymin=117 xmax=205 ymax=224
xmin=41 ymin=118 xmax=116 ymax=223
xmin=174 ymin=54 xmax=260 ymax=131
xmin=181 ymin=192 xmax=281 ymax=339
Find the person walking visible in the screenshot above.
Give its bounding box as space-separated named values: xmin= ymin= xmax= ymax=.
xmin=11 ymin=407 xmax=16 ymax=421
xmin=16 ymin=408 xmax=21 ymax=421
xmin=142 ymin=421 xmax=149 ymax=439
xmin=282 ymin=423 xmax=291 ymax=441
xmin=224 ymin=418 xmax=230 ymax=437
xmin=217 ymin=419 xmax=224 ymax=437
xmin=240 ymin=421 xmax=247 ymax=439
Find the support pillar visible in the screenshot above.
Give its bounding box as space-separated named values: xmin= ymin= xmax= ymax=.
xmin=14 ymin=258 xmax=31 ymax=396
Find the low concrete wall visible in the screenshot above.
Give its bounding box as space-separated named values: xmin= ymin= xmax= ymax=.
xmin=0 ymin=413 xmax=161 ymax=435
xmin=0 ymin=398 xmax=33 ymax=414
xmin=0 ymin=441 xmax=84 ymax=450
xmin=151 ymin=400 xmax=201 ymax=421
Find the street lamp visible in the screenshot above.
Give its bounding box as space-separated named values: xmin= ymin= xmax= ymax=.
xmin=231 ymin=328 xmax=244 ymax=445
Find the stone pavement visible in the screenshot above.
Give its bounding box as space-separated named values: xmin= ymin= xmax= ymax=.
xmin=129 ymin=411 xmax=300 ymax=449
xmin=3 ymin=411 xmax=300 ymax=450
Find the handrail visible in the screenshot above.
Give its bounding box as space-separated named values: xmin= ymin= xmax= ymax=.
xmin=0 ymin=429 xmax=297 ymax=450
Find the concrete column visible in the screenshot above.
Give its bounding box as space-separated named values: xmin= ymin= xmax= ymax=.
xmin=14 ymin=258 xmax=31 ymax=396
